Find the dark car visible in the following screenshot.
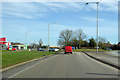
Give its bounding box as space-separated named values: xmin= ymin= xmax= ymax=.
xmin=49 ymin=48 xmax=59 ymax=52
xmin=49 ymin=48 xmax=55 ymax=52
xmin=37 ymin=48 xmax=45 ymax=51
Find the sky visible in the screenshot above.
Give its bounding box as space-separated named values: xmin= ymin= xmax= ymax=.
xmin=1 ymin=1 xmax=119 ymax=46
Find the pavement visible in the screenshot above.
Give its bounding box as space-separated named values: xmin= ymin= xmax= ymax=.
xmin=83 ymin=51 xmax=119 ymax=67
xmin=2 ymin=52 xmax=119 ymax=79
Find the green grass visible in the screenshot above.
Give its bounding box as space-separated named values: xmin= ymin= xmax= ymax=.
xmin=1 ymin=50 xmax=12 ymax=52
xmin=72 ymin=49 xmax=108 ymax=52
xmin=2 ymin=51 xmax=56 ymax=68
xmin=59 ymin=49 xmax=108 ymax=52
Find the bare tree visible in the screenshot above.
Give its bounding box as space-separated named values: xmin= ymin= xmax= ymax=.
xmin=58 ymin=39 xmax=64 ymax=47
xmin=39 ymin=38 xmax=43 ymax=48
xmin=98 ymin=37 xmax=106 ymax=43
xmin=98 ymin=37 xmax=107 ymax=48
xmin=58 ymin=29 xmax=73 ymax=46
xmin=30 ymin=43 xmax=38 ymax=49
xmin=75 ymin=29 xmax=87 ymax=48
xmin=75 ymin=29 xmax=87 ymax=41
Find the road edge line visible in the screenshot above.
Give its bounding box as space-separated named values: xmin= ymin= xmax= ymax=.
xmin=1 ymin=53 xmax=56 ymax=72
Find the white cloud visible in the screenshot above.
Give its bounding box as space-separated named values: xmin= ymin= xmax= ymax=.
xmin=2 ymin=2 xmax=48 ymax=19
xmin=2 ymin=2 xmax=118 ymax=19
xmin=39 ymin=2 xmax=83 ymax=12
xmin=40 ymin=2 xmax=67 ymax=8
xmin=2 ymin=2 xmax=82 ymax=19
xmin=81 ymin=16 xmax=104 ymax=22
xmin=4 ymin=12 xmax=34 ymax=19
xmin=1 ymin=0 xmax=119 ymax=2
xmin=65 ymin=2 xmax=83 ymax=10
xmin=86 ymin=2 xmax=118 ymax=13
xmin=101 ymin=2 xmax=118 ymax=12
xmin=37 ymin=2 xmax=118 ymax=13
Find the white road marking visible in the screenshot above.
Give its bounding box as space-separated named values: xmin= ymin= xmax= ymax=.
xmin=6 ymin=52 xmax=118 ymax=79
xmin=7 ymin=55 xmax=57 ymax=79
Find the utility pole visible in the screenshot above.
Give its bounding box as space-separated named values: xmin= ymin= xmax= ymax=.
xmin=86 ymin=0 xmax=102 ymax=54
xmin=25 ymin=31 xmax=31 ymax=49
xmin=48 ymin=24 xmax=50 ymax=51
xmin=48 ymin=23 xmax=57 ymax=51
xmin=96 ymin=2 xmax=99 ymax=54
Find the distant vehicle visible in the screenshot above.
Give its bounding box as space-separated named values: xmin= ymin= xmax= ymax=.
xmin=106 ymin=48 xmax=112 ymax=50
xmin=49 ymin=48 xmax=54 ymax=52
xmin=65 ymin=46 xmax=72 ymax=54
xmin=7 ymin=45 xmax=16 ymax=51
xmin=49 ymin=48 xmax=59 ymax=52
xmin=12 ymin=48 xmax=16 ymax=51
xmin=54 ymin=48 xmax=59 ymax=52
xmin=37 ymin=48 xmax=45 ymax=51
xmin=72 ymin=47 xmax=75 ymax=49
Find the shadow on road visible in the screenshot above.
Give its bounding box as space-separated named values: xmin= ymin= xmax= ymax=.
xmin=56 ymin=53 xmax=73 ymax=56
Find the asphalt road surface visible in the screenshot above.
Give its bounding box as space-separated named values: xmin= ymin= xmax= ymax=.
xmin=3 ymin=52 xmax=119 ymax=78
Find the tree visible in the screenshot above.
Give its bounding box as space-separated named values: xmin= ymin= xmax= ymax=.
xmin=41 ymin=45 xmax=48 ymax=48
xmin=117 ymin=42 xmax=120 ymax=49
xmin=81 ymin=41 xmax=88 ymax=47
xmin=102 ymin=41 xmax=111 ymax=49
xmin=118 ymin=42 xmax=120 ymax=45
xmin=58 ymin=29 xmax=73 ymax=46
xmin=75 ymin=29 xmax=87 ymax=48
xmin=75 ymin=29 xmax=87 ymax=40
xmin=89 ymin=38 xmax=97 ymax=48
xmin=70 ymin=37 xmax=79 ymax=49
xmin=98 ymin=37 xmax=106 ymax=48
xmin=30 ymin=43 xmax=38 ymax=49
xmin=39 ymin=38 xmax=43 ymax=48
xmin=57 ymin=39 xmax=63 ymax=47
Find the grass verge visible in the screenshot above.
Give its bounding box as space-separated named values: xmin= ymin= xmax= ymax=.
xmin=59 ymin=49 xmax=108 ymax=52
xmin=72 ymin=49 xmax=108 ymax=52
xmin=1 ymin=50 xmax=12 ymax=52
xmin=2 ymin=51 xmax=56 ymax=68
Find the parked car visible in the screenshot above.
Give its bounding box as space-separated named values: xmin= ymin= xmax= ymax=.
xmin=49 ymin=48 xmax=54 ymax=52
xmin=65 ymin=46 xmax=72 ymax=54
xmin=49 ymin=48 xmax=59 ymax=52
xmin=7 ymin=45 xmax=16 ymax=51
xmin=54 ymin=48 xmax=59 ymax=52
xmin=12 ymin=48 xmax=16 ymax=51
xmin=106 ymin=48 xmax=112 ymax=50
xmin=37 ymin=48 xmax=45 ymax=51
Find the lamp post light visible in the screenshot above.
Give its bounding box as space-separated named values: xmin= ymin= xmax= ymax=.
xmin=25 ymin=31 xmax=31 ymax=49
xmin=48 ymin=23 xmax=57 ymax=51
xmin=86 ymin=0 xmax=102 ymax=54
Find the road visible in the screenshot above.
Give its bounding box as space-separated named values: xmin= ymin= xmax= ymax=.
xmin=108 ymin=51 xmax=120 ymax=56
xmin=3 ymin=52 xmax=118 ymax=78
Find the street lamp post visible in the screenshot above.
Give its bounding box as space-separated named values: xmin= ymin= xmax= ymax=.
xmin=86 ymin=0 xmax=102 ymax=54
xmin=25 ymin=32 xmax=27 ymax=45
xmin=48 ymin=24 xmax=50 ymax=51
xmin=25 ymin=31 xmax=31 ymax=49
xmin=48 ymin=23 xmax=57 ymax=51
xmin=96 ymin=2 xmax=99 ymax=54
